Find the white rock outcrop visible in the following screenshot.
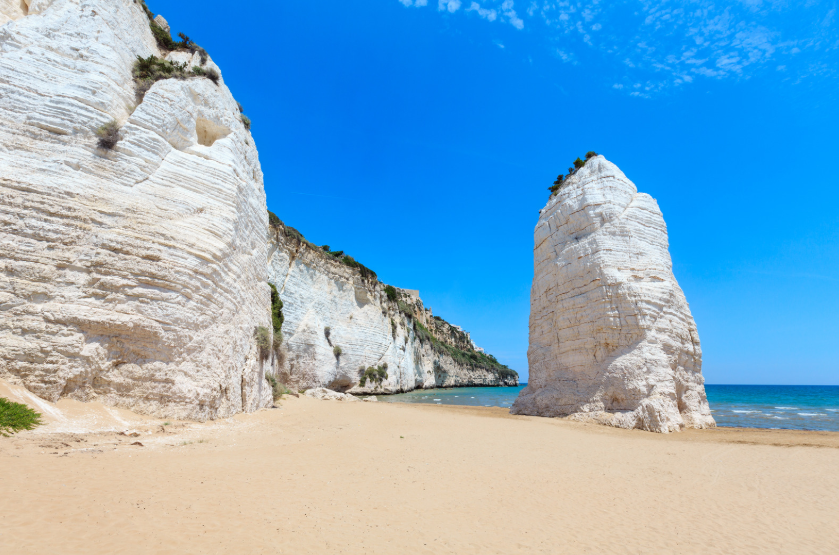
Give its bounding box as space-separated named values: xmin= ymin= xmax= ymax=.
xmin=0 ymin=0 xmax=274 ymax=419
xmin=511 ymin=156 xmax=715 ymax=433
xmin=268 ymin=222 xmax=518 ymax=394
xmin=304 ymin=388 xmax=361 ymax=402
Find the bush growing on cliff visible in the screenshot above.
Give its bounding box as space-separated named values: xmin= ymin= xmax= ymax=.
xmin=255 ymin=326 xmax=272 ymax=360
xmin=241 ymin=114 xmax=251 ymax=130
xmin=385 ymin=285 xmax=398 ymax=302
xmin=96 ymin=120 xmax=122 ymax=150
xmin=265 ymin=375 xmax=292 ymax=402
xmin=397 ymin=300 xmax=414 ymax=318
xmin=340 ymin=255 xmax=377 ymax=280
xmin=150 ymin=20 xmax=179 ymax=50
xmin=132 ymin=55 xmax=219 ymax=101
xmin=333 ymin=345 xmax=342 ymax=358
xmin=361 ymin=365 xmax=388 ymax=388
xmin=191 ymin=65 xmax=220 ymax=85
xmin=137 ymin=0 xmax=155 ymax=21
xmin=269 ymin=283 xmax=284 ymax=340
xmin=548 ymin=152 xmax=600 ymax=199
xmin=268 ymin=210 xmax=281 ymax=227
xmin=0 ymin=397 xmax=43 ymax=437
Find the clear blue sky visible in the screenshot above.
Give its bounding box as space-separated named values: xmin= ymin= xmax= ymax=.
xmin=155 ymin=0 xmax=838 ymax=385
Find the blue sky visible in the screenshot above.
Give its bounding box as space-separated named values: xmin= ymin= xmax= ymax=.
xmin=156 ymin=0 xmax=839 ymax=385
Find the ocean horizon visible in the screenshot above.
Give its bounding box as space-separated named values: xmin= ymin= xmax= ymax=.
xmin=377 ymin=384 xmax=839 ymax=432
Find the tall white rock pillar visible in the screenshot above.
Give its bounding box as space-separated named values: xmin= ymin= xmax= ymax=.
xmin=511 ymin=156 xmax=715 ymax=433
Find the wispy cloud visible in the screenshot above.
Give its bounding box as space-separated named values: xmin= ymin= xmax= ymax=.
xmin=395 ymin=0 xmax=838 ymax=95
xmin=438 ymin=0 xmax=462 ymax=13
xmin=467 ymin=2 xmax=497 ymax=22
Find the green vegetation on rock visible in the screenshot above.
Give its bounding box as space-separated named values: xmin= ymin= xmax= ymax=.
xmin=132 ymin=55 xmax=218 ymax=102
xmin=548 ymin=151 xmax=599 ymax=199
xmin=361 ymin=364 xmax=388 ymax=388
xmin=265 ymin=375 xmax=292 ymax=402
xmin=96 ymin=120 xmax=121 ymax=150
xmin=269 ymin=283 xmax=284 ymax=340
xmin=413 ymin=322 xmax=517 ymax=382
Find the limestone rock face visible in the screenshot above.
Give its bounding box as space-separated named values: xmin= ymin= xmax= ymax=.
xmin=0 ymin=0 xmax=273 ymax=419
xmin=511 ymin=156 xmax=714 ymax=433
xmin=268 ymin=224 xmax=518 ymax=394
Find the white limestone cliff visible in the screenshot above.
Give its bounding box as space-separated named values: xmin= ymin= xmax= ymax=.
xmin=511 ymin=156 xmax=715 ymax=433
xmin=0 ymin=0 xmax=274 ymax=419
xmin=267 ymin=222 xmax=518 ymax=393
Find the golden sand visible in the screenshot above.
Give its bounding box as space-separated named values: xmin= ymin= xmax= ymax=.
xmin=1 ymin=381 xmax=838 ymax=554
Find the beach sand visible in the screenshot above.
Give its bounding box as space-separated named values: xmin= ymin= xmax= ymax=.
xmin=1 ymin=382 xmax=838 ymax=554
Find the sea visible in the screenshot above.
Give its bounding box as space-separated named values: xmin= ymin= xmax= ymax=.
xmin=377 ymin=384 xmax=839 ymax=432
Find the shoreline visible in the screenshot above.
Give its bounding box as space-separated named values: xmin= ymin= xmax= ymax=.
xmin=2 ymin=394 xmax=839 ymax=553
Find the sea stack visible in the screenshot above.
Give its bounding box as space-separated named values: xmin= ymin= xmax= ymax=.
xmin=0 ymin=0 xmax=273 ymax=419
xmin=511 ymin=156 xmax=715 ymax=433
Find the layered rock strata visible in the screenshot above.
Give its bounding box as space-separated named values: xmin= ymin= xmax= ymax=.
xmin=268 ymin=222 xmax=518 ymax=393
xmin=511 ymin=156 xmax=714 ymax=433
xmin=0 ymin=0 xmax=273 ymax=419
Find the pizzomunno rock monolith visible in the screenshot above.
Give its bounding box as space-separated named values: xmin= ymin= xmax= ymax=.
xmin=511 ymin=156 xmax=715 ymax=433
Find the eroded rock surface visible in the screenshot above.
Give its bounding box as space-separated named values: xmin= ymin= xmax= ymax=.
xmin=0 ymin=0 xmax=273 ymax=419
xmin=268 ymin=223 xmax=518 ymax=394
xmin=511 ymin=156 xmax=714 ymax=433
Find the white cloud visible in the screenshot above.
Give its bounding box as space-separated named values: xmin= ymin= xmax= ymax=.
xmin=398 ymin=0 xmax=428 ymax=6
xmin=399 ymin=0 xmax=838 ymax=95
xmin=502 ymin=0 xmax=525 ymax=29
xmin=439 ymin=0 xmax=462 ymax=12
xmin=467 ymin=2 xmax=497 ymax=21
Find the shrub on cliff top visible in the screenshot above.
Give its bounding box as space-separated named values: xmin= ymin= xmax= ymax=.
xmin=340 ymin=255 xmax=376 ymax=280
xmin=96 ymin=120 xmax=121 ymax=150
xmin=385 ymin=285 xmax=398 ymax=302
xmin=0 ymin=397 xmax=43 ymax=437
xmin=548 ymin=152 xmax=600 ymax=199
xmin=132 ymin=55 xmax=218 ymax=101
xmin=191 ymin=65 xmax=220 ymax=85
xmin=268 ymin=210 xmax=281 ymax=227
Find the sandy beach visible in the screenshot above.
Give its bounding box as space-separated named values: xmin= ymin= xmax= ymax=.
xmin=1 ymin=384 xmax=838 ymax=555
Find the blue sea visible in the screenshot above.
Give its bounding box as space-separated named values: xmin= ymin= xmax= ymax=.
xmin=378 ymin=384 xmax=839 ymax=432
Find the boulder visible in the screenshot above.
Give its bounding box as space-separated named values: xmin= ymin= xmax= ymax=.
xmin=304 ymin=388 xmax=361 ymax=402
